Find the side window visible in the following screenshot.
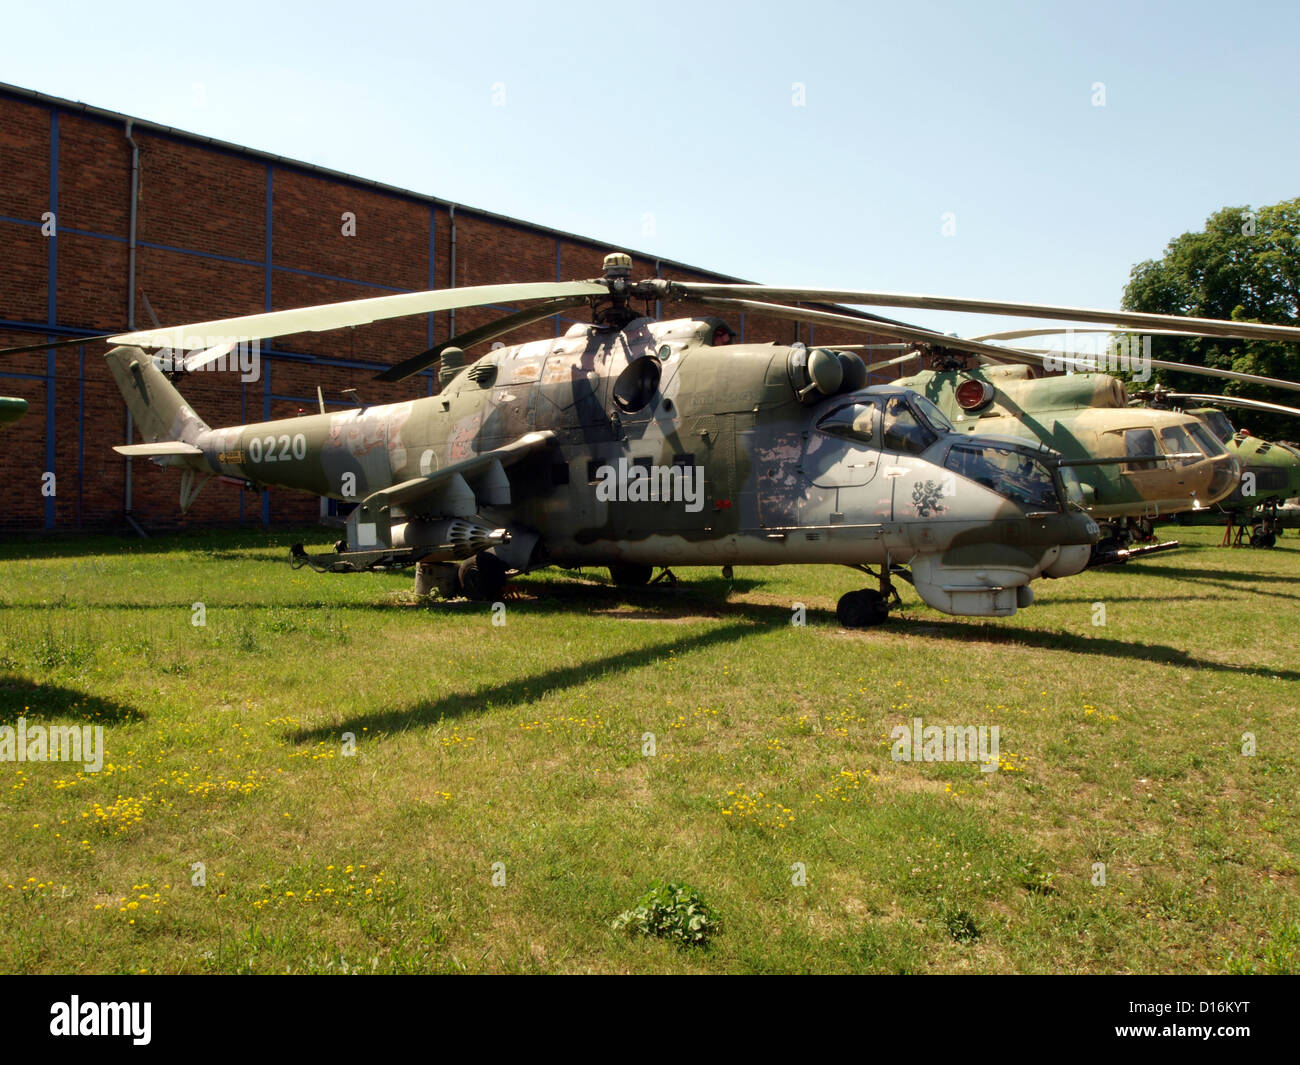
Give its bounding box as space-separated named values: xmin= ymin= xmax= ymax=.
xmin=1159 ymin=425 xmax=1200 ymax=467
xmin=882 ymin=396 xmax=936 ymax=454
xmin=1123 ymin=428 xmax=1160 ymax=471
xmin=817 ymin=401 xmax=878 ymax=445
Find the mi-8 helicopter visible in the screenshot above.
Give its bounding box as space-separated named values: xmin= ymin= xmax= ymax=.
xmin=41 ymin=253 xmax=1300 ymax=626
xmin=955 ymin=327 xmax=1300 ymax=550
xmin=1135 ymin=388 xmax=1300 ymax=547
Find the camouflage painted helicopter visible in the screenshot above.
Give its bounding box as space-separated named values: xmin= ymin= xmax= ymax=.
xmin=754 ymin=321 xmax=1300 ymax=560
xmin=1137 ymin=389 xmax=1300 ymax=547
xmin=960 ymin=327 xmax=1300 ymax=549
xmin=887 ymin=359 xmax=1240 ymax=557
xmin=57 ymin=254 xmax=1300 ymax=626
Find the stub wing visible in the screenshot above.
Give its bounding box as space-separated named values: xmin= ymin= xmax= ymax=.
xmin=113 ymin=441 xmax=204 ymax=457
xmin=346 ymin=431 xmax=556 ymax=556
xmin=367 ymin=431 xmax=556 ymax=517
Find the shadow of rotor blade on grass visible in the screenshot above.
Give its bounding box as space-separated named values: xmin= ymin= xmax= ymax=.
xmin=1036 ymin=594 xmax=1208 ymax=606
xmin=501 ymin=579 xmax=794 ymax=623
xmin=287 ymin=620 xmax=766 ymax=743
xmin=1126 ymin=572 xmax=1300 ymax=603
xmin=1130 ymin=562 xmax=1300 ymax=585
xmin=0 ymin=673 xmax=144 ymax=723
xmin=890 ymin=618 xmax=1300 ymax=681
xmin=0 ymin=531 xmax=341 ymax=563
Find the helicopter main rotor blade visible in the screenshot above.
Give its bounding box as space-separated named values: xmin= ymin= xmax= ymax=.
xmin=0 ymin=332 xmax=122 ymax=357
xmin=970 ymin=326 xmax=1213 ymax=342
xmin=689 ymin=296 xmax=1044 ymax=366
xmin=1160 ymin=393 xmax=1300 ymax=419
xmin=672 ymin=283 xmax=1300 ymax=345
xmin=805 ymin=342 xmax=910 ymax=352
xmin=109 ymin=281 xmax=608 ymax=351
xmin=1003 ymin=346 xmax=1300 ymax=393
xmin=863 ymin=350 xmax=923 ymax=374
xmin=374 ymin=296 xmax=590 ymax=383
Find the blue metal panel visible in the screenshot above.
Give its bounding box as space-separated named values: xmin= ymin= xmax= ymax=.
xmin=45 ymin=111 xmax=58 ymax=530
xmin=555 ymin=240 xmax=562 ymax=336
xmin=434 ymin=206 xmax=444 ymax=356
xmin=263 ymin=165 xmax=273 ymax=525
xmin=264 ymin=166 xmax=274 ymax=312
xmin=77 ymin=344 xmax=84 ymax=527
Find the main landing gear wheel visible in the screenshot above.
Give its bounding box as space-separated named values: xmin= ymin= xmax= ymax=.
xmin=608 ymin=562 xmax=654 ymax=587
xmin=458 ymin=552 xmax=509 ymax=601
xmin=1250 ymin=526 xmax=1277 ymax=549
xmin=836 ymin=588 xmax=890 ymax=628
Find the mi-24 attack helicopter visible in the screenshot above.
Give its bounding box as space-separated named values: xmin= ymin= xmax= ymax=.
xmin=80 ymin=254 xmax=1300 ymax=627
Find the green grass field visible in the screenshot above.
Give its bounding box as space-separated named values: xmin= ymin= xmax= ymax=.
xmin=0 ymin=525 xmax=1296 ymax=973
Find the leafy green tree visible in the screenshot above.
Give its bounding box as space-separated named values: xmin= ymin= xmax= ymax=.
xmin=1123 ymin=199 xmax=1300 ymax=441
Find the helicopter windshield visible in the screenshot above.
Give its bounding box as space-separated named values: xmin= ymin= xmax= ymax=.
xmin=1200 ymin=410 xmax=1236 ymax=443
xmin=1159 ymin=424 xmax=1202 ymax=467
xmin=945 ymin=443 xmax=1061 ymax=510
xmin=1186 ymin=421 xmax=1228 ymax=458
xmin=909 ymin=393 xmax=954 ymax=434
xmin=882 ymin=396 xmax=938 ymax=454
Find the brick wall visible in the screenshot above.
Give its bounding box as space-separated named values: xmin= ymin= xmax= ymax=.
xmin=0 ymin=86 xmax=890 ymax=532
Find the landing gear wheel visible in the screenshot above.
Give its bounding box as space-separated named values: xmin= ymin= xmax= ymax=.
xmin=836 ymin=588 xmax=890 ymax=628
xmin=1134 ymin=518 xmax=1155 ymax=543
xmin=608 ymin=562 xmax=654 ymax=587
xmin=1249 ymin=527 xmax=1277 ymax=549
xmin=457 ymin=553 xmax=509 ymax=600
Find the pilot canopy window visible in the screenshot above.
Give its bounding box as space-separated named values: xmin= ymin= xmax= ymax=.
xmin=1186 ymin=421 xmax=1228 ymax=458
xmin=882 ymin=396 xmax=937 ymax=454
xmin=945 ymin=444 xmax=1060 ymax=510
xmin=1123 ymin=428 xmax=1161 ymax=471
xmin=1159 ymin=424 xmax=1202 ymax=467
xmin=817 ymin=401 xmax=878 ymax=445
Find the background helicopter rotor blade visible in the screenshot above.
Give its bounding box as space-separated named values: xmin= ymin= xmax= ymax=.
xmin=374 ymin=296 xmax=590 ymax=383
xmin=108 ymin=281 xmax=608 ymax=350
xmin=1153 ymin=393 xmax=1300 ymax=419
xmin=997 ymin=345 xmax=1300 ymax=393
xmin=689 ymin=296 xmax=1046 ymax=366
xmin=970 ymin=326 xmax=1215 ymax=342
xmin=671 ymin=283 xmax=1300 ymax=344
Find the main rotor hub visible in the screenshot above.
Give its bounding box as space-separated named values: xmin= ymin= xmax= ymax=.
xmin=602 ymin=252 xmax=633 ymax=283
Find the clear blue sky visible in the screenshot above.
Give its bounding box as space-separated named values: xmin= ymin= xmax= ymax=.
xmin=5 ymin=0 xmax=1298 ymax=338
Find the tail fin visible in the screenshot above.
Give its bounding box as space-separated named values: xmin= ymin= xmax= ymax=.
xmin=105 ymin=346 xmax=209 ymax=445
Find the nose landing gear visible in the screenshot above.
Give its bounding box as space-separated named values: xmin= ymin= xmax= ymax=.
xmin=836 ymin=588 xmax=889 ymax=627
xmin=836 ymin=563 xmax=906 ymax=628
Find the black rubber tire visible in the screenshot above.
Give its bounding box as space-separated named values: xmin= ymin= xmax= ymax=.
xmin=608 ymin=562 xmax=654 ymax=587
xmin=457 ymin=553 xmax=509 ymax=601
xmin=1249 ymin=528 xmax=1276 ymax=549
xmin=836 ymin=589 xmax=889 ymax=628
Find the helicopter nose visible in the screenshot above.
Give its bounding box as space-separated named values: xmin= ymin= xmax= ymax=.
xmin=1207 ymin=454 xmax=1241 ymax=502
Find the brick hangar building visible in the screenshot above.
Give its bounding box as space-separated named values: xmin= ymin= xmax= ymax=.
xmin=0 ymin=81 xmax=892 ymax=533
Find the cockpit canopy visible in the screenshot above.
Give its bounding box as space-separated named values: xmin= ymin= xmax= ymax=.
xmin=944 ymin=442 xmax=1061 ymax=511
xmin=816 ymin=387 xmax=1065 ymax=511
xmin=815 ymin=390 xmax=954 ymax=454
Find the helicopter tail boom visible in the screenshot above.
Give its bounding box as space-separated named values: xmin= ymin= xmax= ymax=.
xmin=104 ymin=346 xmax=211 ymax=454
